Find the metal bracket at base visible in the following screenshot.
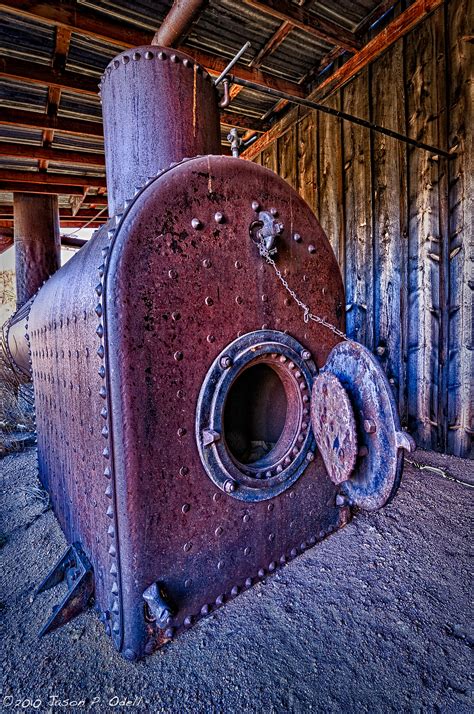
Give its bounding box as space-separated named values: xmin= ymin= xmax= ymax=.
xmin=34 ymin=542 xmax=94 ymax=637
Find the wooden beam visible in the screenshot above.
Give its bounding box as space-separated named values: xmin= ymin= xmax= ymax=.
xmin=0 ymin=56 xmax=98 ymax=95
xmin=0 ymin=143 xmax=105 ymax=167
xmin=0 ymin=182 xmax=89 ymax=195
xmin=0 ymin=206 xmax=108 ymax=219
xmin=220 ymin=112 xmax=267 ymax=132
xmin=0 ymin=1 xmax=305 ymax=99
xmin=311 ymin=0 xmax=445 ymax=100
xmin=0 ymin=169 xmax=106 ymax=188
xmin=241 ymin=0 xmax=360 ymax=51
xmin=0 ymin=227 xmax=13 ymax=254
xmin=250 ymin=20 xmax=293 ymax=68
xmin=243 ymin=0 xmax=445 ymax=160
xmin=0 ymin=108 xmax=104 ymax=137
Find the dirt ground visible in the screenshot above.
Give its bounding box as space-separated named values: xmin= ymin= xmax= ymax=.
xmin=0 ymin=446 xmax=472 ymax=713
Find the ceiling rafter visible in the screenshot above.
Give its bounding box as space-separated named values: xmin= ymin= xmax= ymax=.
xmin=0 ymin=142 xmax=105 ymax=166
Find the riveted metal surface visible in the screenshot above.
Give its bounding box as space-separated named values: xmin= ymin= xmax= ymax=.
xmin=196 ymin=330 xmax=317 ymax=501
xmin=311 ymin=371 xmax=358 ymax=485
xmin=27 ymin=220 xmax=125 ymax=649
xmin=103 ymin=155 xmax=346 ymax=656
xmin=321 ymin=341 xmax=413 ymax=511
xmin=100 ymin=45 xmax=221 ymax=215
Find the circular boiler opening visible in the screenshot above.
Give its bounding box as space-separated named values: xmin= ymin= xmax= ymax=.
xmin=224 ymin=363 xmax=294 ymax=468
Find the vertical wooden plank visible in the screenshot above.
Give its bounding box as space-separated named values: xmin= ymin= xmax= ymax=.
xmin=447 ymin=0 xmax=474 ymax=457
xmin=317 ymin=93 xmax=345 ymax=268
xmin=261 ymin=143 xmax=277 ymax=172
xmin=406 ymin=9 xmax=445 ymax=449
xmin=253 ymin=152 xmax=262 ymax=166
xmin=277 ymin=125 xmax=297 ymax=190
xmin=371 ymin=40 xmax=408 ymax=417
xmin=342 ymin=71 xmax=373 ymax=348
xmin=296 ymin=111 xmax=317 ymax=211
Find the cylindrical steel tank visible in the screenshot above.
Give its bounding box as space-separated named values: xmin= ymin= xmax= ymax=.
xmin=100 ymin=45 xmax=222 ymax=215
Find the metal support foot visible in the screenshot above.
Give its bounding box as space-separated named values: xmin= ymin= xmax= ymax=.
xmin=34 ymin=542 xmax=94 ymax=637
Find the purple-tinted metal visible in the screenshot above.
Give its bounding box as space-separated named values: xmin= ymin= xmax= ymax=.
xmin=321 ymin=341 xmax=416 ymax=511
xmin=13 ymin=193 xmax=60 ymax=309
xmin=27 ymin=155 xmax=349 ymax=657
xmin=311 ymin=371 xmax=358 ymax=485
xmin=100 ymin=46 xmax=222 ymax=215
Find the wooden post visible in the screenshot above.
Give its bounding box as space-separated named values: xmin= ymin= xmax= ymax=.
xmin=13 ymin=193 xmax=60 ymax=308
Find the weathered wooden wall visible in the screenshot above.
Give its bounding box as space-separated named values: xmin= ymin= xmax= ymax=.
xmin=250 ymin=0 xmax=472 ymax=458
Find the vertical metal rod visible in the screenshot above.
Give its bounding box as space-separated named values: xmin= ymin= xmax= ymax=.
xmin=214 ymin=42 xmax=251 ymax=86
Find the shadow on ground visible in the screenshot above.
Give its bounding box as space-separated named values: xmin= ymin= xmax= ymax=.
xmin=0 ymin=447 xmax=472 ymax=713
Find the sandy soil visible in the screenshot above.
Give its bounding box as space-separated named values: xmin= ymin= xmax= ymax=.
xmin=0 ymin=447 xmax=472 ymax=713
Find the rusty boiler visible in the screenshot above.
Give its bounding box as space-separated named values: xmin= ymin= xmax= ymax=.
xmin=5 ymin=44 xmax=415 ymax=660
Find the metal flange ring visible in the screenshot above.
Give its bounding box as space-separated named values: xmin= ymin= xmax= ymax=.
xmin=196 ymin=330 xmax=317 ymax=502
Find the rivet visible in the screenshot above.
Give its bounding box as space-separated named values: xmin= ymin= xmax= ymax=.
xmin=290 ymin=548 xmax=297 ymax=558
xmin=164 ymin=628 xmax=174 ymax=639
xmin=184 ymin=615 xmax=192 ymax=626
xmin=207 ymin=334 xmax=215 ymax=343
xmin=231 ymin=586 xmax=239 ymax=596
xmin=158 ymin=51 xmax=166 ymax=60
xmin=180 ymin=466 xmax=189 ymax=476
xmin=205 ymin=297 xmax=214 ymax=306
xmin=215 ymin=595 xmax=224 ymax=606
xmin=308 ymin=244 xmax=316 ymax=254
xmin=245 ymin=578 xmax=252 ymax=588
xmin=113 ymin=60 xmax=120 ymax=69
xmin=191 ymin=218 xmax=202 ymax=230
xmin=95 ymin=304 xmax=103 ymax=317
xmin=280 ymin=555 xmax=287 ymax=564
xmin=217 ymin=560 xmax=225 ymax=570
xmin=268 ymin=561 xmax=276 ymax=571
xmin=213 ymin=492 xmax=221 ymax=502
xmin=133 ymin=52 xmax=141 ymax=60
xmin=144 ymin=51 xmax=154 ymax=59
xmin=102 ymin=426 xmax=109 ymax=438
xmin=244 ymin=546 xmax=251 ymax=555
xmin=224 ymin=479 xmax=237 ymax=493
xmin=170 ymin=54 xmax=178 ymax=63
xmin=183 ymin=58 xmax=191 ymax=68
xmin=258 ymin=569 xmax=265 ymax=578
xmin=251 ymin=200 xmax=260 ymax=211
xmin=220 ymin=355 xmax=232 ymax=369
xmin=105 ymin=484 xmax=113 ymax=498
xmin=301 ymin=350 xmax=311 ymax=360
xmin=203 ymin=258 xmax=212 ymax=268
xmin=182 ymin=503 xmax=190 ymax=513
xmin=177 ymin=427 xmax=187 ymax=437
xmin=101 ymin=407 xmax=108 ymax=419
xmin=214 ymin=211 xmax=224 ymax=224
xmin=303 ymin=394 xmax=309 ymax=403
xmin=270 ymin=207 xmax=278 ymax=216
xmin=201 ymin=604 xmax=210 ymax=615
xmin=215 ymin=526 xmax=223 ymax=536
xmin=168 ymin=269 xmax=178 ymax=279
xmin=106 ymin=505 xmax=114 ymax=518
xmin=103 ymin=447 xmax=110 ymax=459
xmin=297 ymin=434 xmax=304 ymax=443
xmin=235 ymin=296 xmax=243 ymax=305
xmin=109 ymin=545 xmax=117 ymax=557
xmin=174 ymin=351 xmax=183 ymax=361
xmin=122 ymin=55 xmax=129 ymax=64
xmin=97 ymin=345 xmax=105 ymax=358
xmin=111 ymin=582 xmax=119 ymax=595
xmin=300 ymin=542 xmax=307 ymax=551
xmin=99 ymin=386 xmax=107 ymax=399
xmin=268 ymin=533 xmax=275 ymax=542
xmin=242 ymin=514 xmax=250 ymax=523
xmin=95 ymin=284 xmax=103 ymax=296
xmin=184 ymin=578 xmax=192 ymax=588
xmin=98 ymin=366 xmax=106 ymax=378
xmin=177 ymin=389 xmax=185 ymax=398
xmin=96 ymin=324 xmax=104 ymax=337
xmin=336 ymin=494 xmax=349 ymax=507
xmin=183 ymin=542 xmax=192 ymax=552
xmin=261 ymin=294 xmax=268 ymax=302
xmin=364 ymin=419 xmax=377 ymax=434
xmin=235 ymin=260 xmax=242 ymax=269
xmin=172 ymin=311 xmax=181 ymax=320
xmin=293 ymin=233 xmax=301 ymax=242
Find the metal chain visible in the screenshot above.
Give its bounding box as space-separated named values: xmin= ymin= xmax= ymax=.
xmin=257 ymin=237 xmax=349 ymax=341
xmin=406 ymin=459 xmax=474 ymax=489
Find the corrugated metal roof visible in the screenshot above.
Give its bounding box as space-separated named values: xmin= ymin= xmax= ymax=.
xmin=0 ymin=0 xmax=397 ymax=223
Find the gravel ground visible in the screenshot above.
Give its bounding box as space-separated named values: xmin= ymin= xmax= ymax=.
xmin=0 ymin=447 xmax=472 ymax=713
